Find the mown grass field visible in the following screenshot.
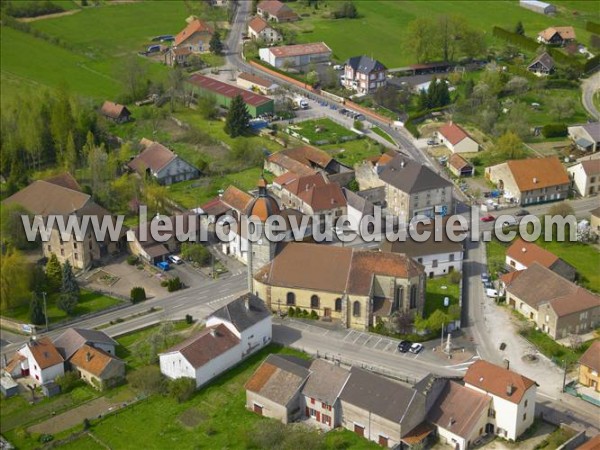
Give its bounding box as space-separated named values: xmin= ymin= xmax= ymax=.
xmin=285 ymin=0 xmax=595 ymax=67
xmin=424 ymin=274 xmax=461 ymax=317
xmin=1 ymin=1 xmax=191 ymax=103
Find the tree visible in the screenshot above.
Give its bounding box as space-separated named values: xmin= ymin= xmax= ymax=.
xmin=46 ymin=253 xmax=62 ymax=292
xmin=197 ymin=93 xmax=218 ymax=120
xmin=130 ymin=287 xmax=147 ymax=303
xmin=55 ymin=371 xmax=82 ymax=393
xmin=548 ymin=202 xmax=575 ymax=218
xmin=168 ymin=66 xmax=186 ymax=111
xmin=224 ymin=94 xmax=250 ymax=137
xmin=50 ymin=84 xmax=73 ymax=163
xmin=493 ymin=131 xmax=525 ymax=160
xmin=333 ymin=1 xmax=358 ymax=19
xmin=504 ymin=76 xmax=529 ymax=95
xmin=515 ymin=21 xmax=525 ymax=36
xmin=426 ymin=309 xmax=451 ymax=332
xmin=209 ymin=30 xmax=223 ymax=55
xmin=373 ymin=85 xmax=400 ymax=111
xmin=64 ymin=131 xmax=77 ymax=173
xmin=392 ymin=311 xmax=414 ymax=335
xmin=58 ymin=260 xmax=79 ymax=315
xmin=0 ymin=203 xmax=38 ymax=250
xmin=460 ymin=27 xmax=486 ymax=60
xmin=168 ymin=377 xmax=196 ymax=403
xmin=120 ymin=54 xmax=148 ymax=102
xmin=29 ymin=292 xmax=46 ymax=326
xmin=180 ymin=243 xmax=211 ymax=265
xmin=305 ymin=70 xmax=319 ymax=88
xmin=0 ymin=247 xmax=31 ymax=311
xmin=549 ymin=97 xmax=576 ymax=121
xmin=127 ymin=366 xmax=164 ymax=395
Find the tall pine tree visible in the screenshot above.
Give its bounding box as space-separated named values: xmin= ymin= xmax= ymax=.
xmin=224 ymin=95 xmax=251 ymax=138
xmin=515 ymin=21 xmax=525 ymax=36
xmin=46 ymin=253 xmax=62 ymax=292
xmin=58 ymin=260 xmax=79 ymax=315
xmin=209 ymin=31 xmax=223 ymax=55
xmin=29 ymin=292 xmax=46 ymax=326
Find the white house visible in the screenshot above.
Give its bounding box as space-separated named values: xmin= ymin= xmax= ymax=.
xmin=15 ymin=338 xmax=65 ymax=385
xmin=568 ymin=123 xmax=600 ymax=153
xmin=464 ymin=360 xmax=537 ymax=441
xmin=159 ymin=294 xmax=272 ymax=388
xmin=436 ymin=122 xmax=479 ymax=154
xmin=259 ymin=42 xmax=332 ymax=69
xmin=568 ymin=159 xmax=600 ymax=197
xmin=206 ymin=293 xmax=272 ymax=358
xmin=248 ymin=16 xmax=282 ymax=43
xmin=342 ymin=56 xmax=387 ymax=94
xmin=159 ymin=324 xmax=242 ymax=388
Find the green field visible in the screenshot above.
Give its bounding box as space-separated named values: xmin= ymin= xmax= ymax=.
xmin=424 ymin=274 xmax=461 ymax=317
xmin=1 ymin=1 xmax=191 ymax=102
xmin=321 ymin=138 xmax=383 ymax=167
xmin=285 ymin=1 xmax=595 ymax=67
xmin=289 ymin=118 xmax=357 ymax=144
xmin=1 ymin=289 xmax=123 ymax=325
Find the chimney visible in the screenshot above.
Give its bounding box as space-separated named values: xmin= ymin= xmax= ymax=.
xmin=210 ymin=327 xmax=217 ymax=337
xmin=86 ymin=352 xmax=92 ymax=362
xmin=400 ymin=160 xmax=406 ymax=168
xmin=504 ymin=359 xmax=510 ymax=370
xmin=533 ymin=177 xmax=538 ymax=184
xmin=506 ymin=383 xmax=514 ymax=396
xmin=521 ymin=247 xmax=526 ymax=253
xmin=244 ymin=297 xmax=250 ymax=311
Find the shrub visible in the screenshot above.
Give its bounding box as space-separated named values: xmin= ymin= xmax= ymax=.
xmin=83 ymin=418 xmax=91 ymax=430
xmin=288 ymin=307 xmax=295 ymax=317
xmin=302 ymin=309 xmax=309 ymax=318
xmin=127 ymin=366 xmax=164 ymax=395
xmin=130 ymin=286 xmax=147 ymax=304
xmin=449 ymin=271 xmax=462 ymax=284
xmin=167 ymin=377 xmax=196 ymax=403
xmin=542 ymin=123 xmax=568 ymax=138
xmin=185 ymin=314 xmax=194 ymax=324
xmin=167 ymin=277 xmax=183 ymax=292
xmin=310 ymin=310 xmax=319 ymax=320
xmin=39 ymin=434 xmax=54 ymax=443
xmin=160 ymin=280 xmax=168 ymax=287
xmin=127 ymin=255 xmax=139 ymax=265
xmin=55 ymin=371 xmax=81 ymax=394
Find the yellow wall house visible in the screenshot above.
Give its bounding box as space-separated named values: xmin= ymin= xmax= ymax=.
xmin=579 ymin=341 xmax=600 ymax=392
xmin=69 ymin=344 xmax=125 ymax=390
xmin=253 ymin=242 xmax=425 ymax=330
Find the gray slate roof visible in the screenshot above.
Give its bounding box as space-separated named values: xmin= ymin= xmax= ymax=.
xmin=528 ymin=52 xmax=555 ymax=71
xmin=339 ymin=367 xmax=421 ymax=424
xmin=209 ymin=293 xmax=270 ymax=333
xmin=53 ymin=328 xmax=117 ymax=361
xmin=345 ymin=55 xmax=387 ymax=74
xmin=343 ymin=188 xmax=375 ymax=216
xmin=379 ymin=155 xmax=452 ymax=194
xmin=302 ymin=359 xmax=350 ymax=405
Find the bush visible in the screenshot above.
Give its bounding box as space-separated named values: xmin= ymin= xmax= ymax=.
xmin=127 ymin=255 xmax=139 ymax=265
xmin=167 ymin=277 xmax=183 ymax=292
xmin=586 ymin=21 xmax=600 ymax=35
xmin=83 ymin=418 xmax=91 ymax=430
xmin=167 ymin=377 xmax=196 ymax=403
xmin=180 ymin=243 xmax=211 ymax=266
xmin=55 ymin=371 xmax=81 ymax=394
xmin=449 ymin=271 xmax=462 ymax=285
xmin=160 ymin=280 xmax=168 ymax=287
xmin=130 ymin=286 xmax=147 ymax=304
xmin=39 ymin=434 xmax=54 ymax=443
xmin=4 ymin=1 xmax=64 ymax=18
xmin=288 ymin=307 xmax=295 ymax=317
xmin=310 ymin=310 xmax=319 ymax=320
xmin=542 ymin=123 xmax=568 ymax=138
xmin=185 ymin=314 xmax=194 ymax=324
xmin=127 ymin=366 xmax=164 ymax=395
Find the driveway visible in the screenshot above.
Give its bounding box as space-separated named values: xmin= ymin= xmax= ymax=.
xmin=581 ymin=72 xmax=600 ymax=120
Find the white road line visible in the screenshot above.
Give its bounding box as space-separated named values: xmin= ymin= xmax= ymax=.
xmin=352 ymin=333 xmax=362 ymax=344
xmin=374 ymin=338 xmax=382 ymax=347
xmin=342 ymin=331 xmax=354 ymax=342
xmin=363 ymin=336 xmax=372 ymax=346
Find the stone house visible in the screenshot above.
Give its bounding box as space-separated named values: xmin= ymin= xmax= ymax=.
xmin=578 ymin=341 xmax=600 ymax=392
xmin=128 ymin=140 xmax=199 ymax=185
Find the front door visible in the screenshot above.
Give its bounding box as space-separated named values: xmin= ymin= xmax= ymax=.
xmin=324 ymin=308 xmax=331 ymax=318
xmin=485 ymin=423 xmax=494 ymax=434
xmin=354 ymin=424 xmax=364 ymax=437
xmin=253 ymin=404 xmax=263 ymax=415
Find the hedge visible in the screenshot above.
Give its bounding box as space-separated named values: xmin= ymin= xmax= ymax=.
xmin=586 ymin=21 xmax=600 ymax=35
xmin=130 ymin=286 xmax=147 ymax=303
xmin=585 ymin=54 xmax=600 ymax=74
xmin=542 ymin=123 xmax=567 ymax=138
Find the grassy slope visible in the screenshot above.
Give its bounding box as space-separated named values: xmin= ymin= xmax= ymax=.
xmin=288 ymin=1 xmax=594 ymax=67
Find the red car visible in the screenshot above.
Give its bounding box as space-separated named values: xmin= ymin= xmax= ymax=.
xmin=480 ymin=214 xmax=495 ymax=222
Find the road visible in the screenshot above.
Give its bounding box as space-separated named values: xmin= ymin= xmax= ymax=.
xmin=581 ymin=71 xmax=600 ymax=120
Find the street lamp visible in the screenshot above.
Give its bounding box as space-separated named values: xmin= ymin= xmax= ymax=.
xmin=42 ymin=292 xmax=48 ymax=332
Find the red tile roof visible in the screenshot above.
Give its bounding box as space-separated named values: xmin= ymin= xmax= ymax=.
xmin=128 ymin=141 xmax=176 ymax=173
xmin=438 ymin=122 xmax=471 ymax=145
xmin=238 ymin=72 xmax=275 ymax=89
xmin=448 ymin=153 xmax=472 ymax=171
xmin=248 ymin=16 xmax=269 ymax=34
xmin=581 ymin=159 xmax=600 ymax=176
xmin=175 ymin=19 xmax=213 ymax=47
xmin=70 ymin=344 xmax=123 ymax=378
xmin=187 ymin=74 xmax=273 ymax=107
xmin=45 ymin=173 xmax=82 ymax=192
xmin=506 ymin=157 xmax=570 ymax=192
xmin=464 ymin=360 xmax=536 ymax=404
xmin=257 ymin=0 xmax=298 ymax=20
xmin=506 ymin=238 xmax=559 ymax=269
xmin=297 ymin=181 xmax=347 ymax=212
xmin=100 ymin=101 xmax=130 ymax=120
xmin=576 ymin=435 xmax=600 ymax=450
xmin=538 ymin=26 xmax=576 ymax=42
xmin=221 ymin=186 xmax=253 ymax=213
xmin=500 ymin=270 xmax=523 ymax=286
xmin=25 ymin=337 xmax=64 ymax=370
xmin=267 ymin=42 xmax=331 ymax=58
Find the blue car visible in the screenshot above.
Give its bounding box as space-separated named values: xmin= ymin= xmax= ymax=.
xmin=156 ymin=261 xmax=170 ymax=271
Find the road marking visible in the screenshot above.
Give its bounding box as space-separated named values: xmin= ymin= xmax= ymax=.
xmin=343 ymin=331 xmax=355 ymax=342
xmin=363 ymin=336 xmax=372 ymax=346
xmin=352 ymin=333 xmax=362 ymax=344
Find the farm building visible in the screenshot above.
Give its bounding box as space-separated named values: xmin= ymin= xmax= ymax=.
xmin=519 ymin=0 xmax=556 ymax=15
xmin=448 ymin=154 xmax=474 ymax=177
xmin=174 ymin=19 xmax=213 ymax=53
xmin=256 ymin=0 xmax=299 ymax=22
xmin=436 ymin=122 xmax=479 ymax=154
xmin=100 ymin=101 xmax=131 ymax=123
xmin=259 ymin=42 xmax=332 ymax=69
xmin=568 ymin=123 xmax=600 ymax=152
xmin=187 ymin=74 xmax=274 ymax=117
xmin=248 ymin=16 xmax=282 ymax=43
xmin=237 ymin=72 xmax=279 ymax=95
xmin=128 ymin=140 xmax=199 ymax=185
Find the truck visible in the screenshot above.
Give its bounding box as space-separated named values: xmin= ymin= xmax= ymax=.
xmin=292 ymin=95 xmax=309 ymax=110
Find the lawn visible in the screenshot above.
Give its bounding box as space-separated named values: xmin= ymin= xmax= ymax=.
xmin=1 ymin=289 xmax=124 ymax=325
xmin=370 ymin=126 xmax=396 ymax=145
xmin=87 ymin=345 xmax=380 ymax=450
xmin=320 ymin=138 xmax=383 ymax=167
xmin=55 ymin=433 xmax=105 ymax=450
xmin=288 ymin=118 xmax=357 ymax=144
xmin=424 ymin=274 xmax=461 ymax=317
xmin=284 ymin=1 xmax=594 ymax=67
xmin=519 ymin=326 xmax=595 ymax=367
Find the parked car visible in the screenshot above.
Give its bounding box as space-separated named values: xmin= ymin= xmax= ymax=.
xmin=409 ymin=343 xmax=424 ymax=354
xmin=397 ymin=340 xmax=412 ymax=353
xmin=333 ymin=64 xmax=343 ymax=70
xmin=168 ymin=255 xmax=183 ymax=265
xmin=481 ymin=272 xmax=490 ymax=283
xmin=500 ymin=216 xmax=517 ymax=227
xmin=486 ymin=288 xmax=499 ymax=298
xmin=481 ymin=214 xmax=495 ymax=222
xmin=427 ymin=139 xmax=437 ymax=146
xmin=515 ymin=209 xmax=530 ymax=217
xmin=483 ymin=281 xmax=493 ymax=290
xmin=156 ymin=261 xmax=170 ymax=271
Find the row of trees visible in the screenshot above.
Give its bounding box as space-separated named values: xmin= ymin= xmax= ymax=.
xmin=407 ymin=15 xmax=486 ymax=63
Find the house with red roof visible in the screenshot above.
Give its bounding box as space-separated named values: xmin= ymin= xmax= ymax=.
xmin=256 ymin=0 xmax=299 ymax=23
xmin=248 ymin=15 xmax=282 ymax=43
xmin=505 ymin=238 xmax=576 ymax=281
xmin=174 ymin=19 xmax=214 ymax=53
xmin=568 ymin=159 xmax=600 ymax=197
xmin=436 ymin=122 xmax=479 ymax=154
xmin=127 ymin=139 xmax=199 ymax=185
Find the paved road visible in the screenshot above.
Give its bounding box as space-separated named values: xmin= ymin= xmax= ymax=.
xmin=581 ymin=72 xmax=600 ymax=120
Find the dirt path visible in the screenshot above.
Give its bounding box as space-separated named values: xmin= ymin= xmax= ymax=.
xmin=18 ymin=9 xmax=81 ymax=23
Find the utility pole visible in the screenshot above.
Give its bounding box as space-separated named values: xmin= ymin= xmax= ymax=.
xmin=440 ymin=322 xmax=444 ymax=349
xmin=562 ymin=360 xmax=568 ymax=393
xmin=42 ymin=292 xmax=48 ymax=332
